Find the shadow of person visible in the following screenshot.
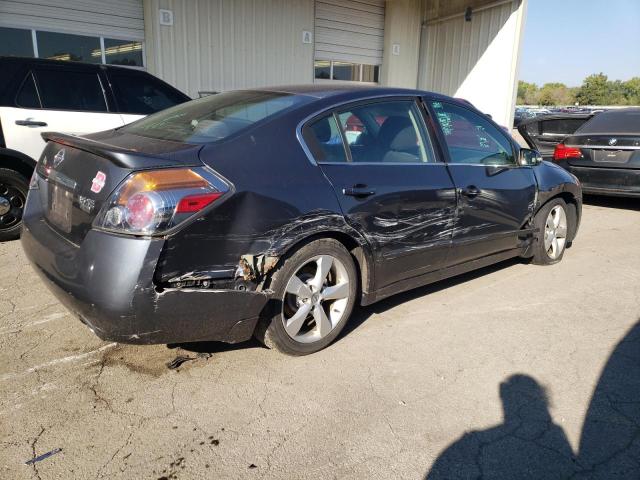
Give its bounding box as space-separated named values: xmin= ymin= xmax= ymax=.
xmin=575 ymin=320 xmax=640 ymax=479
xmin=426 ymin=374 xmax=578 ymax=480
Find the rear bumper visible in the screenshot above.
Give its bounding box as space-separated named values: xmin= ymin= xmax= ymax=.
xmin=565 ymin=165 xmax=640 ymax=197
xmin=20 ymin=193 xmax=268 ymax=345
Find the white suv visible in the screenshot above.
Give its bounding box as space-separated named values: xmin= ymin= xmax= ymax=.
xmin=0 ymin=56 xmax=190 ymax=240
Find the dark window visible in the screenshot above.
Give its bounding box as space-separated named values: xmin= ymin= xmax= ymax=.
xmin=109 ymin=72 xmax=187 ymax=114
xmin=104 ymin=39 xmax=143 ymax=66
xmin=332 ymin=62 xmax=359 ymax=81
xmin=539 ymin=118 xmax=589 ymax=136
xmin=37 ymin=31 xmax=101 ymax=63
xmin=34 ymin=70 xmax=107 ymax=111
xmin=431 ymin=101 xmax=515 ymax=165
xmin=0 ymin=27 xmax=34 ymax=57
xmin=122 ymin=90 xmax=309 ymax=143
xmin=336 ymin=100 xmax=434 ymax=163
xmin=362 ymin=64 xmax=379 ymax=83
xmin=314 ymin=61 xmax=331 ymax=80
xmin=303 ymin=115 xmax=348 ymax=163
xmin=16 ymin=73 xmax=41 ymax=108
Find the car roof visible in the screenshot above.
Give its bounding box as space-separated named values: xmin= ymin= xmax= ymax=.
xmin=0 ymin=55 xmax=140 ymax=72
xmin=245 ymin=84 xmax=447 ymax=100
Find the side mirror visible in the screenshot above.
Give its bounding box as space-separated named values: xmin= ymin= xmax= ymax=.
xmin=518 ymin=148 xmax=543 ymax=166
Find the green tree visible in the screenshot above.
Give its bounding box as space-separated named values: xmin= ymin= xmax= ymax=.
xmin=538 ymin=82 xmax=575 ymax=106
xmin=575 ymin=73 xmax=610 ymax=105
xmin=517 ymin=80 xmax=538 ymax=105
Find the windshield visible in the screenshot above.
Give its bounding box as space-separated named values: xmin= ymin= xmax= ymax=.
xmin=121 ymin=90 xmax=307 ymax=143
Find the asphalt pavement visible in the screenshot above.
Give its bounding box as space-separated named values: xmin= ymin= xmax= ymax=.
xmin=1 ymin=195 xmax=639 ymax=479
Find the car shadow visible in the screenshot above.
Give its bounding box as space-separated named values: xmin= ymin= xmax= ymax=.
xmin=177 ymin=257 xmax=524 ymax=355
xmin=583 ymin=194 xmax=640 ymax=211
xmin=424 ymin=320 xmax=640 ymax=479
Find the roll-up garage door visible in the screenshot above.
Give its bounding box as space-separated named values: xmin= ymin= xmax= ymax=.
xmin=0 ymin=0 xmax=144 ymax=40
xmin=314 ymin=0 xmax=385 ymax=66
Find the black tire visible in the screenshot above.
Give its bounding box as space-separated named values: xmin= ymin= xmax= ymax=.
xmin=531 ymin=198 xmax=570 ymax=266
xmin=254 ymin=238 xmax=358 ymax=356
xmin=0 ymin=168 xmax=29 ymax=242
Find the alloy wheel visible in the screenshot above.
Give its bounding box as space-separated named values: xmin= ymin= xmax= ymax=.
xmin=0 ymin=180 xmax=25 ymax=231
xmin=282 ymin=255 xmax=350 ymax=343
xmin=544 ymin=205 xmax=567 ymax=260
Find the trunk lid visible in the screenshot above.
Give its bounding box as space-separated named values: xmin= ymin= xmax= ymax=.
xmin=517 ymin=114 xmax=593 ymax=159
xmin=35 ymin=130 xmax=203 ymax=244
xmin=563 ymin=134 xmax=640 ymax=169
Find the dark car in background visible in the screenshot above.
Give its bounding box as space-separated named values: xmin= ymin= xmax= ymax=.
xmin=0 ymin=56 xmax=190 ymax=241
xmin=21 ymin=86 xmax=582 ymax=355
xmin=525 ymin=108 xmax=640 ymax=197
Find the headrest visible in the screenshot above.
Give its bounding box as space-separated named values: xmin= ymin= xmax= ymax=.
xmin=378 ymin=116 xmax=413 ymax=148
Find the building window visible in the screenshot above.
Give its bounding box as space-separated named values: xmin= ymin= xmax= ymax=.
xmin=37 ymin=31 xmax=101 ymax=63
xmin=104 ymin=38 xmax=143 ymax=66
xmin=0 ymin=28 xmax=144 ymax=67
xmin=0 ymin=27 xmax=34 ymax=57
xmin=314 ymin=60 xmax=380 ymax=83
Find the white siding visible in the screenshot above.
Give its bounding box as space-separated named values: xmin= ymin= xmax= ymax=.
xmin=418 ymin=0 xmax=527 ymax=127
xmin=0 ymin=0 xmax=144 ymax=39
xmin=144 ymin=0 xmax=315 ymax=97
xmin=314 ymin=0 xmax=385 ymax=65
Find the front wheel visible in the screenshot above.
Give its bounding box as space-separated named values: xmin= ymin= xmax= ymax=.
xmin=532 ymin=198 xmax=570 ymax=265
xmin=255 ymin=239 xmax=358 ymax=355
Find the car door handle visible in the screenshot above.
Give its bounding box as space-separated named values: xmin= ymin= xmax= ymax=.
xmin=460 ymin=186 xmax=481 ymax=198
xmin=15 ymin=119 xmax=48 ymax=127
xmin=343 ymin=185 xmax=375 ymax=197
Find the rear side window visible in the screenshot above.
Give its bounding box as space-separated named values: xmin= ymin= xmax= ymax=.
xmin=109 ymin=72 xmax=187 ymax=114
xmin=16 ymin=73 xmax=41 ymax=108
xmin=34 ymin=69 xmax=107 ymax=112
xmin=336 ymin=100 xmax=434 ymax=163
xmin=431 ymin=101 xmax=515 ymax=165
xmin=122 ymin=90 xmax=308 ymax=143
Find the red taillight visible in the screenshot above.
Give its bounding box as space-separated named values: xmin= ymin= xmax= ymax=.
xmin=553 ymin=144 xmax=582 ymax=161
xmin=176 ymin=192 xmax=223 ymax=213
xmin=95 ymin=167 xmax=228 ymax=235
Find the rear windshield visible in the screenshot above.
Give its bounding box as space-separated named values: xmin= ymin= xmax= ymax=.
xmin=121 ymin=90 xmax=307 ymax=143
xmin=576 ymin=109 xmax=640 ymax=135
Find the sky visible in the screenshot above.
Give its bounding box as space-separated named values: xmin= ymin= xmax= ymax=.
xmin=519 ymin=0 xmax=640 ymax=87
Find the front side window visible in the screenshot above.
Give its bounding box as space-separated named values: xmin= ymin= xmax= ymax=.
xmin=431 ymin=101 xmax=515 ymax=165
xmin=34 ymin=70 xmax=107 ymax=111
xmin=122 ymin=90 xmax=309 ymax=144
xmin=337 ymin=101 xmax=434 ymax=163
xmin=37 ymin=31 xmax=101 ymax=63
xmin=109 ymin=72 xmax=186 ymax=114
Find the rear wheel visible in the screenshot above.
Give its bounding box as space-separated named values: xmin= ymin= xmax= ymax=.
xmin=255 ymin=239 xmax=357 ymax=355
xmin=0 ymin=168 xmax=29 ymax=242
xmin=532 ymin=198 xmax=569 ymax=265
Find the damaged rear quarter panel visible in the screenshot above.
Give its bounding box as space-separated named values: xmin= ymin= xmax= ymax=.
xmin=154 ymin=113 xmax=372 ymax=292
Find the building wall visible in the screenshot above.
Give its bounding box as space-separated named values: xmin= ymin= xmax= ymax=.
xmin=143 ymin=0 xmax=315 ymax=97
xmin=0 ymin=0 xmax=144 ymax=39
xmin=417 ymin=0 xmax=527 ymax=127
xmin=380 ymin=0 xmax=422 ymax=88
